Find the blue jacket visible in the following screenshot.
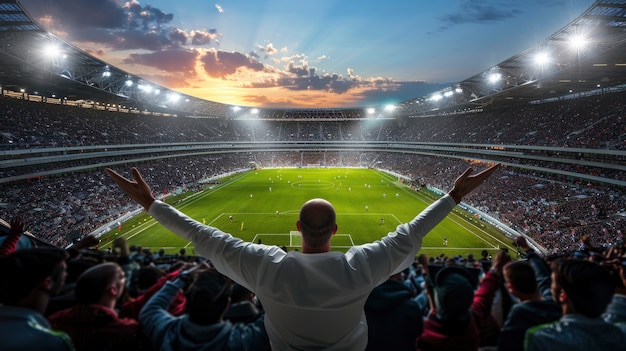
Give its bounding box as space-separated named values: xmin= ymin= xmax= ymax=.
xmin=0 ymin=305 xmax=74 ymax=351
xmin=603 ymin=293 xmax=626 ymax=325
xmin=139 ymin=278 xmax=270 ymax=351
xmin=524 ymin=314 xmax=626 ymax=351
xmin=365 ymin=277 xmax=424 ymax=351
xmin=496 ymin=250 xmax=562 ymax=351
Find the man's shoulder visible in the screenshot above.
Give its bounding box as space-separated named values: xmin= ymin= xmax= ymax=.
xmin=0 ymin=307 xmax=73 ymax=350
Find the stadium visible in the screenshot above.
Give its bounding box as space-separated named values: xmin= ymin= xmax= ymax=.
xmin=1 ymin=0 xmax=626 ymax=350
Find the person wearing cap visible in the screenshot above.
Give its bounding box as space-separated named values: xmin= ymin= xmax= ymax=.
xmin=0 ymin=247 xmax=74 ymax=351
xmin=106 ymin=164 xmax=499 ymax=351
xmin=417 ymin=250 xmax=510 ymax=351
xmin=524 ymin=259 xmax=626 ymax=351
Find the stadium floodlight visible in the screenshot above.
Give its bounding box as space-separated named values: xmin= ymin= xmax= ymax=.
xmin=138 ymin=84 xmax=152 ymax=93
xmin=568 ymin=34 xmax=588 ymax=50
xmin=366 ymin=107 xmax=375 ymax=114
xmin=455 ymin=87 xmax=463 ymax=94
xmin=384 ymin=104 xmax=396 ymax=111
xmin=125 ymin=79 xmax=133 ymax=87
xmin=167 ymin=93 xmax=181 ymax=103
xmin=43 ymin=43 xmax=61 ymax=58
xmin=232 ymin=106 xmax=241 ymax=112
xmin=444 ymin=91 xmax=453 ymax=97
xmin=251 ymin=108 xmax=259 ymax=114
xmin=431 ymin=93 xmax=443 ymax=101
xmin=534 ymin=52 xmax=549 ymax=66
xmin=488 ymin=73 xmax=501 ymax=84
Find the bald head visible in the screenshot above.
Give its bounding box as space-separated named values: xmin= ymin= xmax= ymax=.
xmin=298 ymin=198 xmax=337 ymax=250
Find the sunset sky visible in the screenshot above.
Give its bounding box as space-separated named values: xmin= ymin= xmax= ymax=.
xmin=20 ymin=0 xmax=595 ymax=108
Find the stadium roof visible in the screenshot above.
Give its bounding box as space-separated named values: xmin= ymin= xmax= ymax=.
xmin=1 ymin=0 xmax=626 ymax=118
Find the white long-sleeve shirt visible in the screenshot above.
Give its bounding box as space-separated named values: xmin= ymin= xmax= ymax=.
xmin=149 ymin=194 xmax=456 ymax=351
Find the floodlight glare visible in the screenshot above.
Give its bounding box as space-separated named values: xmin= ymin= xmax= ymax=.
xmin=43 ymin=43 xmax=61 ymax=58
xmin=455 ymin=88 xmax=463 ymax=93
xmin=232 ymin=106 xmax=241 ymax=112
xmin=167 ymin=93 xmax=180 ymax=103
xmin=138 ymin=84 xmax=152 ymax=93
xmin=444 ymin=91 xmax=453 ymax=97
xmin=366 ymin=107 xmax=375 ymax=114
xmin=488 ymin=73 xmax=501 ymax=84
xmin=569 ymin=35 xmax=588 ymax=50
xmin=534 ymin=52 xmax=549 ymax=65
xmin=251 ymin=108 xmax=259 ymax=114
xmin=384 ymin=104 xmax=396 ymax=111
xmin=125 ymin=80 xmax=133 ymax=86
xmin=432 ymin=93 xmax=443 ymax=101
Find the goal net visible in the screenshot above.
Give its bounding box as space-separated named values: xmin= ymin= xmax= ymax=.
xmin=289 ymin=231 xmax=302 ymax=247
xmin=306 ymin=163 xmax=321 ymax=168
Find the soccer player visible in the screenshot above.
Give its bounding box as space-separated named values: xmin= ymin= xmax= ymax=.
xmin=106 ymin=164 xmax=499 ymax=350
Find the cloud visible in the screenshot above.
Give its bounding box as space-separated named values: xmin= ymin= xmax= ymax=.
xmin=433 ymin=0 xmax=522 ymax=34
xmin=190 ymin=29 xmax=221 ymax=46
xmin=123 ymin=49 xmax=200 ymax=76
xmin=215 ymin=4 xmax=224 ymax=13
xmin=199 ymin=48 xmax=266 ymax=79
xmin=21 ymin=0 xmax=199 ymax=51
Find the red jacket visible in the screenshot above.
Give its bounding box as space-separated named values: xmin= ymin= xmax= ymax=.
xmin=48 ymin=304 xmax=149 ymax=351
xmin=119 ymin=269 xmax=186 ymax=319
xmin=417 ymin=271 xmax=502 ymax=351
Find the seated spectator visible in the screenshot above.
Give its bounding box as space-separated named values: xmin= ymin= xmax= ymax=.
xmin=0 ymin=247 xmax=73 ymax=351
xmin=364 ymin=271 xmax=423 ymax=351
xmin=139 ymin=263 xmax=270 ymax=351
xmin=417 ymin=251 xmax=509 ymax=351
xmin=497 ymin=256 xmax=561 ymax=351
xmin=48 ymin=262 xmax=149 ymax=351
xmin=224 ymin=283 xmax=262 ymax=324
xmin=525 ymin=259 xmax=626 ymax=350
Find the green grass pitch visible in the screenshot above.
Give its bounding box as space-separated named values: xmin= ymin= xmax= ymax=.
xmin=100 ymin=168 xmax=517 ymax=259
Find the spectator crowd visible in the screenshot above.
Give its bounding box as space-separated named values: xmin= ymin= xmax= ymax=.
xmin=0 ymin=87 xmax=625 ymax=349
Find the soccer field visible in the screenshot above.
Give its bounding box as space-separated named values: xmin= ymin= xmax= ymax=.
xmin=100 ymin=168 xmax=516 ymax=259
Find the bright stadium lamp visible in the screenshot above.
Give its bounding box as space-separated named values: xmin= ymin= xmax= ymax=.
xmin=43 ymin=43 xmax=61 ymax=58
xmin=488 ymin=73 xmax=501 ymax=84
xmin=167 ymin=93 xmax=180 ymax=103
xmin=366 ymin=107 xmax=375 ymax=114
xmin=568 ymin=34 xmax=588 ymax=50
xmin=534 ymin=52 xmax=549 ymax=66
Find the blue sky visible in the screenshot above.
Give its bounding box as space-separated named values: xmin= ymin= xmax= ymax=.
xmin=20 ymin=0 xmax=595 ymax=108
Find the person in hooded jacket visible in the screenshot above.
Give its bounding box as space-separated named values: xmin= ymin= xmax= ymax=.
xmin=364 ymin=271 xmax=423 ymax=351
xmin=139 ymin=263 xmax=270 ymax=351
